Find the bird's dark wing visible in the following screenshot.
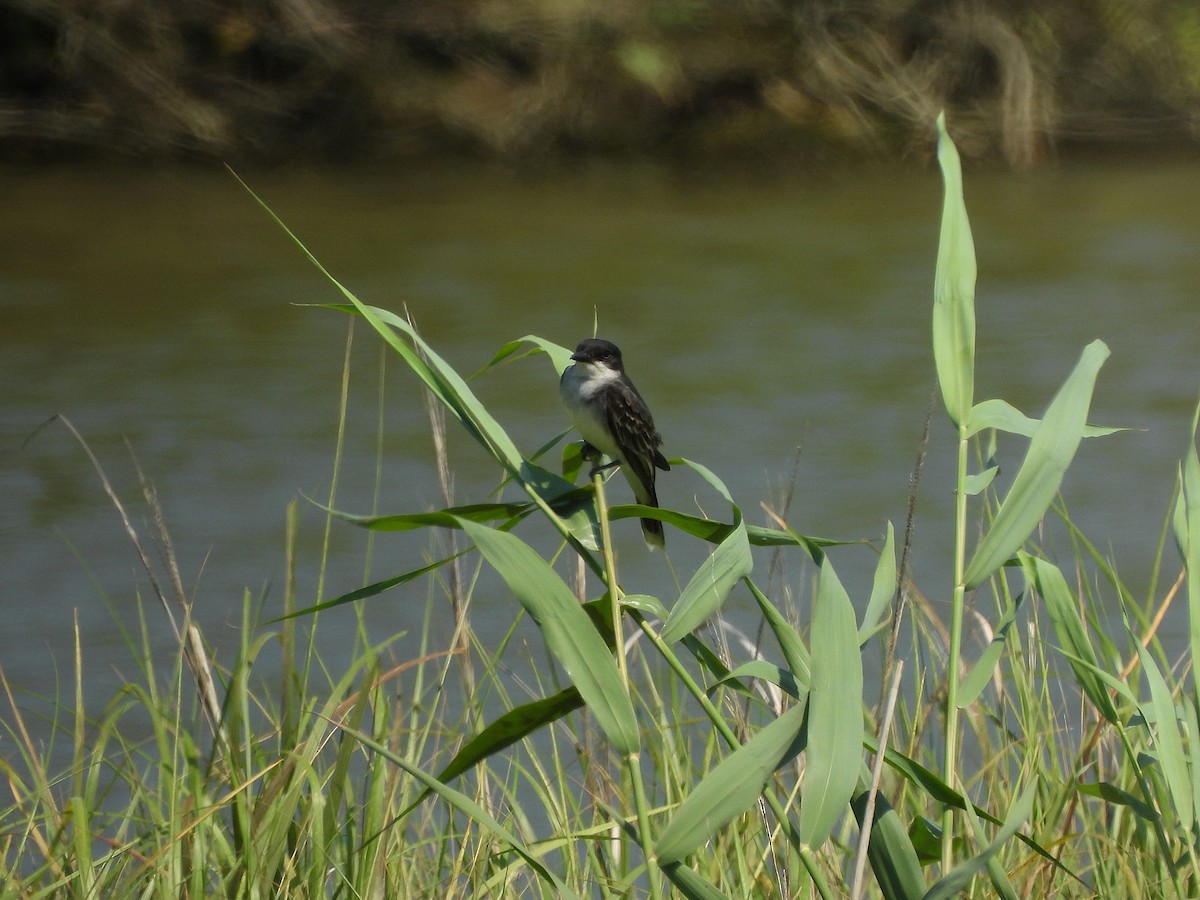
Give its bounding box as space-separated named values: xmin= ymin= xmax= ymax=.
xmin=602 ymin=378 xmax=669 ymax=505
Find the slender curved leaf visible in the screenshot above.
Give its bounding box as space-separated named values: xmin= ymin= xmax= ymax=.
xmin=1021 ymin=553 xmax=1119 ymax=724
xmin=437 ymin=687 xmax=585 ymax=784
xmin=861 ymin=522 xmax=897 ymax=643
xmin=746 ymin=577 xmax=812 ymax=689
xmin=923 ymin=783 xmax=1036 ymax=900
xmin=336 ymin=723 xmax=579 ymax=898
xmin=963 ymin=340 xmax=1109 ymax=590
xmin=1136 ymin=641 xmax=1193 ymax=832
xmin=957 ymin=590 xmax=1025 ymax=708
xmin=799 ymin=557 xmax=864 ymax=848
xmin=966 ymin=398 xmax=1128 ymax=440
xmin=459 ymin=518 xmax=639 ymax=755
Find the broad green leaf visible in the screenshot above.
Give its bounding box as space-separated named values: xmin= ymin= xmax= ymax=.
xmin=923 ymin=782 xmax=1037 ymax=900
xmin=459 ymin=518 xmax=639 ymax=755
xmin=798 ymin=557 xmax=864 ymax=848
xmin=966 ymin=398 xmax=1127 ymax=440
xmin=661 ymin=462 xmax=754 ymax=643
xmin=956 ymin=591 xmax=1025 ymax=708
xmin=932 ymin=112 xmax=976 ymax=428
xmin=861 ymin=522 xmax=898 ymax=643
xmin=1136 ymin=641 xmax=1193 ymax=832
xmin=719 ymin=660 xmax=802 ymax=700
xmin=655 ymin=700 xmax=808 ymax=863
xmin=660 ymin=862 xmax=731 ymax=899
xmin=337 ymin=724 xmax=578 ymax=898
xmin=962 ymin=465 xmax=999 ymax=496
xmin=1021 ymin=554 xmax=1119 ymax=723
xmin=661 ymin=517 xmax=753 ymax=642
xmin=851 ymin=790 xmax=927 ymax=900
xmin=963 ymin=340 xmax=1110 ymax=590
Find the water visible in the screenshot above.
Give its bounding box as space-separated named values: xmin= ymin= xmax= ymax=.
xmin=3 ymin=159 xmax=1200 ymax=742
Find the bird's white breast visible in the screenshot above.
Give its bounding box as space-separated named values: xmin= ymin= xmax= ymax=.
xmin=560 ymin=362 xmax=622 ymax=458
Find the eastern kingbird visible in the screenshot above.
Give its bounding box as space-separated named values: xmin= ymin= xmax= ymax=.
xmin=560 ymin=338 xmax=670 ymax=549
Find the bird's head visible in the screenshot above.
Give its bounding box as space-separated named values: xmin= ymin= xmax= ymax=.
xmin=570 ymin=338 xmax=624 ymax=372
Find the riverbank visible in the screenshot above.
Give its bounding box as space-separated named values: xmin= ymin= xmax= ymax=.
xmin=3 ymin=1 xmax=1199 ymax=167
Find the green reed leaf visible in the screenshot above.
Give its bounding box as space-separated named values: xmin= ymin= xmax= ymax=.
xmin=459 ymin=518 xmax=639 ymax=755
xmin=655 ymin=700 xmax=808 ymax=863
xmin=963 ymin=340 xmax=1109 ymax=590
xmin=933 ymin=112 xmax=976 ymax=428
xmin=798 ymin=557 xmax=864 ymax=849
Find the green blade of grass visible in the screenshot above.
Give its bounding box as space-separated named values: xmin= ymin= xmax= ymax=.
xmin=1021 ymin=553 xmax=1120 ymax=724
xmin=966 ymin=398 xmax=1127 ymax=439
xmin=458 ymin=517 xmax=639 ymax=755
xmin=335 ymin=723 xmax=580 ymax=898
xmin=798 ymin=556 xmax=864 ymax=849
xmin=956 ymin=590 xmax=1025 ymax=708
xmin=932 ymin=112 xmax=976 ymax=429
xmin=1135 ymin=640 xmax=1193 ymax=833
xmin=860 ymin=521 xmax=897 ymax=644
xmin=655 ymin=699 xmax=808 ymax=864
xmin=963 ymin=339 xmax=1110 ymax=590
xmin=923 ymin=782 xmax=1037 ymax=900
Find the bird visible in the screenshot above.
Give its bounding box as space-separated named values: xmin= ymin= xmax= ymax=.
xmin=560 ymin=338 xmax=670 ymax=549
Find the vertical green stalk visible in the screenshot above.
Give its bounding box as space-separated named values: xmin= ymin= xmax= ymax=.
xmin=942 ymin=428 xmax=970 ymax=871
xmin=592 ymin=471 xmax=660 ymax=900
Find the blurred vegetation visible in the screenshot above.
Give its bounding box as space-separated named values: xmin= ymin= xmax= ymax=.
xmin=2 ymin=0 xmax=1200 ymax=166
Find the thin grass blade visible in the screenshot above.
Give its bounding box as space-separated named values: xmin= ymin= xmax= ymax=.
xmin=861 ymin=521 xmax=897 ymax=643
xmin=336 ymin=723 xmax=579 ymax=898
xmin=923 ymin=782 xmax=1037 ymax=900
xmin=1021 ymin=553 xmax=1120 ymax=724
xmin=1135 ymin=640 xmax=1193 ymax=832
xmin=956 ymin=591 xmax=1025 ymax=708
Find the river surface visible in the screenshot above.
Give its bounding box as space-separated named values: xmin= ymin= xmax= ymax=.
xmin=3 ymin=158 xmax=1200 ymax=743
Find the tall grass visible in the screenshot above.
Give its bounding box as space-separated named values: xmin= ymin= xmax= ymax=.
xmin=4 ymin=117 xmax=1200 ymax=897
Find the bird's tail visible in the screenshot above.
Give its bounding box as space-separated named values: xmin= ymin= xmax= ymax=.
xmin=627 ymin=470 xmax=665 ymax=550
xmin=640 ymin=516 xmax=665 ymax=550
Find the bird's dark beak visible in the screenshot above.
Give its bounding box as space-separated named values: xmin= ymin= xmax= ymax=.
xmin=570 ymin=351 xmax=586 ymax=362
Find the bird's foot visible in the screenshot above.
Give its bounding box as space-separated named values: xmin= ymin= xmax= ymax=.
xmin=588 ymin=459 xmax=622 ymax=479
